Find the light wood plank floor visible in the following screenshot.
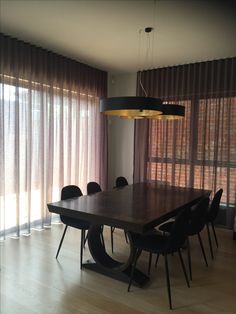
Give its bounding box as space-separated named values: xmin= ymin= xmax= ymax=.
xmin=0 ymin=225 xmax=235 ymax=314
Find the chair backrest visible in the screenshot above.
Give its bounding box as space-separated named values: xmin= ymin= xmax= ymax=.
xmin=87 ymin=181 xmax=102 ymax=195
xmin=166 ymin=208 xmax=190 ymax=252
xmin=61 ymin=185 xmax=83 ymax=200
xmin=115 ymin=176 xmax=128 ymax=188
xmin=207 ymin=189 xmax=223 ymax=222
xmin=60 ymin=186 xmax=86 ymax=226
xmin=188 ymin=197 xmax=210 ymax=235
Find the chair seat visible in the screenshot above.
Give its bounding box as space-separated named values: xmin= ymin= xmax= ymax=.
xmin=131 ymin=232 xmax=180 ymax=254
xmin=158 ymin=221 xmax=173 ymax=233
xmin=60 ymin=215 xmax=90 ymax=229
xmin=158 ymin=220 xmax=204 ymax=237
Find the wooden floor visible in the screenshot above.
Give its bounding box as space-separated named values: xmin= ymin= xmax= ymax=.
xmin=0 ymin=225 xmax=235 ymax=314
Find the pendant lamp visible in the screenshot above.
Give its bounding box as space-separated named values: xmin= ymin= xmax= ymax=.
xmin=149 ymin=103 xmax=185 ymax=120
xmin=100 ymin=96 xmax=163 ymax=119
xmin=100 ymin=3 xmax=185 ymax=120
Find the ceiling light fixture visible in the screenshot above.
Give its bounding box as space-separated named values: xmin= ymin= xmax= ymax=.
xmin=100 ymin=2 xmax=185 ymax=120
xmin=150 ymin=103 xmax=185 ymax=120
xmin=100 ymin=96 xmax=163 ymax=119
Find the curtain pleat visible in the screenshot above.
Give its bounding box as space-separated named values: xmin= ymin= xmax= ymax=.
xmin=0 ymin=33 xmax=107 ymax=238
xmin=134 ymin=58 xmax=236 ymax=228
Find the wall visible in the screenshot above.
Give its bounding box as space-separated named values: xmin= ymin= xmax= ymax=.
xmin=107 ymin=72 xmax=136 ymax=188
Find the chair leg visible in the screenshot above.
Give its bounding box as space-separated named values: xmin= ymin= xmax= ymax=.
xmin=164 ymin=254 xmax=172 ymax=310
xmin=83 ymin=231 xmax=88 ymax=248
xmin=80 ymin=229 xmax=85 ymax=269
xmin=206 ymin=223 xmax=214 ymax=259
xmin=110 ymin=227 xmax=114 ymax=253
xmin=128 ymin=248 xmax=141 ymax=292
xmin=56 ymin=225 xmax=68 ymax=259
xmin=211 ymin=222 xmax=219 ymax=248
xmin=155 ymin=254 xmax=159 ymax=268
xmin=186 ymin=237 xmax=192 ymax=281
xmin=148 ymin=253 xmax=152 ymax=276
xmin=124 ymin=230 xmax=129 ymax=243
xmin=100 ymin=226 xmax=105 ymax=248
xmin=197 ymin=233 xmax=208 ymax=267
xmin=178 ymin=249 xmax=190 ymax=288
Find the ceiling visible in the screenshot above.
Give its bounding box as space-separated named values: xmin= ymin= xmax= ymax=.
xmin=1 ymin=0 xmax=236 ymax=74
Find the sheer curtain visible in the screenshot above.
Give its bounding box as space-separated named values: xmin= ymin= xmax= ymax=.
xmin=134 ymin=58 xmax=236 ymax=228
xmin=0 ymin=34 xmax=107 ymax=238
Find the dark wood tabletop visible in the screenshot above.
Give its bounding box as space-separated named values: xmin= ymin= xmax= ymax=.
xmin=47 ymin=182 xmax=211 ymax=233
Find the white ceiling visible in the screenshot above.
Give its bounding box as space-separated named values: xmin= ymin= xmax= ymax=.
xmin=1 ymin=0 xmax=236 ymax=73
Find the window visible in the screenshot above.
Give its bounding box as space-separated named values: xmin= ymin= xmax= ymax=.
xmin=0 ymin=75 xmax=106 ymax=237
xmin=148 ymin=97 xmax=236 ymax=206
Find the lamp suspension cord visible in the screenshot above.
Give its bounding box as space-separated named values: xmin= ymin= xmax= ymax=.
xmin=145 ymin=30 xmax=151 ymax=70
xmin=151 ymin=0 xmax=157 ymax=69
xmin=138 ymin=28 xmax=148 ymax=97
xmin=138 ymin=1 xmax=158 ymax=97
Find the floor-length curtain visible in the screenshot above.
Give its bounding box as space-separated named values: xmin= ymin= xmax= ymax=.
xmin=134 ymin=58 xmax=236 ymax=228
xmin=0 ymin=34 xmax=107 ymax=238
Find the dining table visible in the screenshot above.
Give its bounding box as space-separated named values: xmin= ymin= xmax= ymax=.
xmin=47 ymin=182 xmax=211 ymax=286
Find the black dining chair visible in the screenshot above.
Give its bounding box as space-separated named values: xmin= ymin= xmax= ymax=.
xmin=128 ymin=208 xmax=190 ymax=310
xmin=113 ymin=176 xmax=129 ymax=248
xmin=158 ymin=197 xmax=210 ymax=281
xmin=87 ymin=181 xmax=102 ymax=194
xmin=206 ymin=189 xmax=223 ymax=259
xmin=56 ymin=185 xmax=90 ymax=269
xmin=115 ymin=176 xmax=128 ymax=188
xmin=87 ymin=181 xmax=105 ymax=247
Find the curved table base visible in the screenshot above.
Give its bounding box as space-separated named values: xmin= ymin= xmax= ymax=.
xmin=84 ymin=224 xmax=149 ymax=287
